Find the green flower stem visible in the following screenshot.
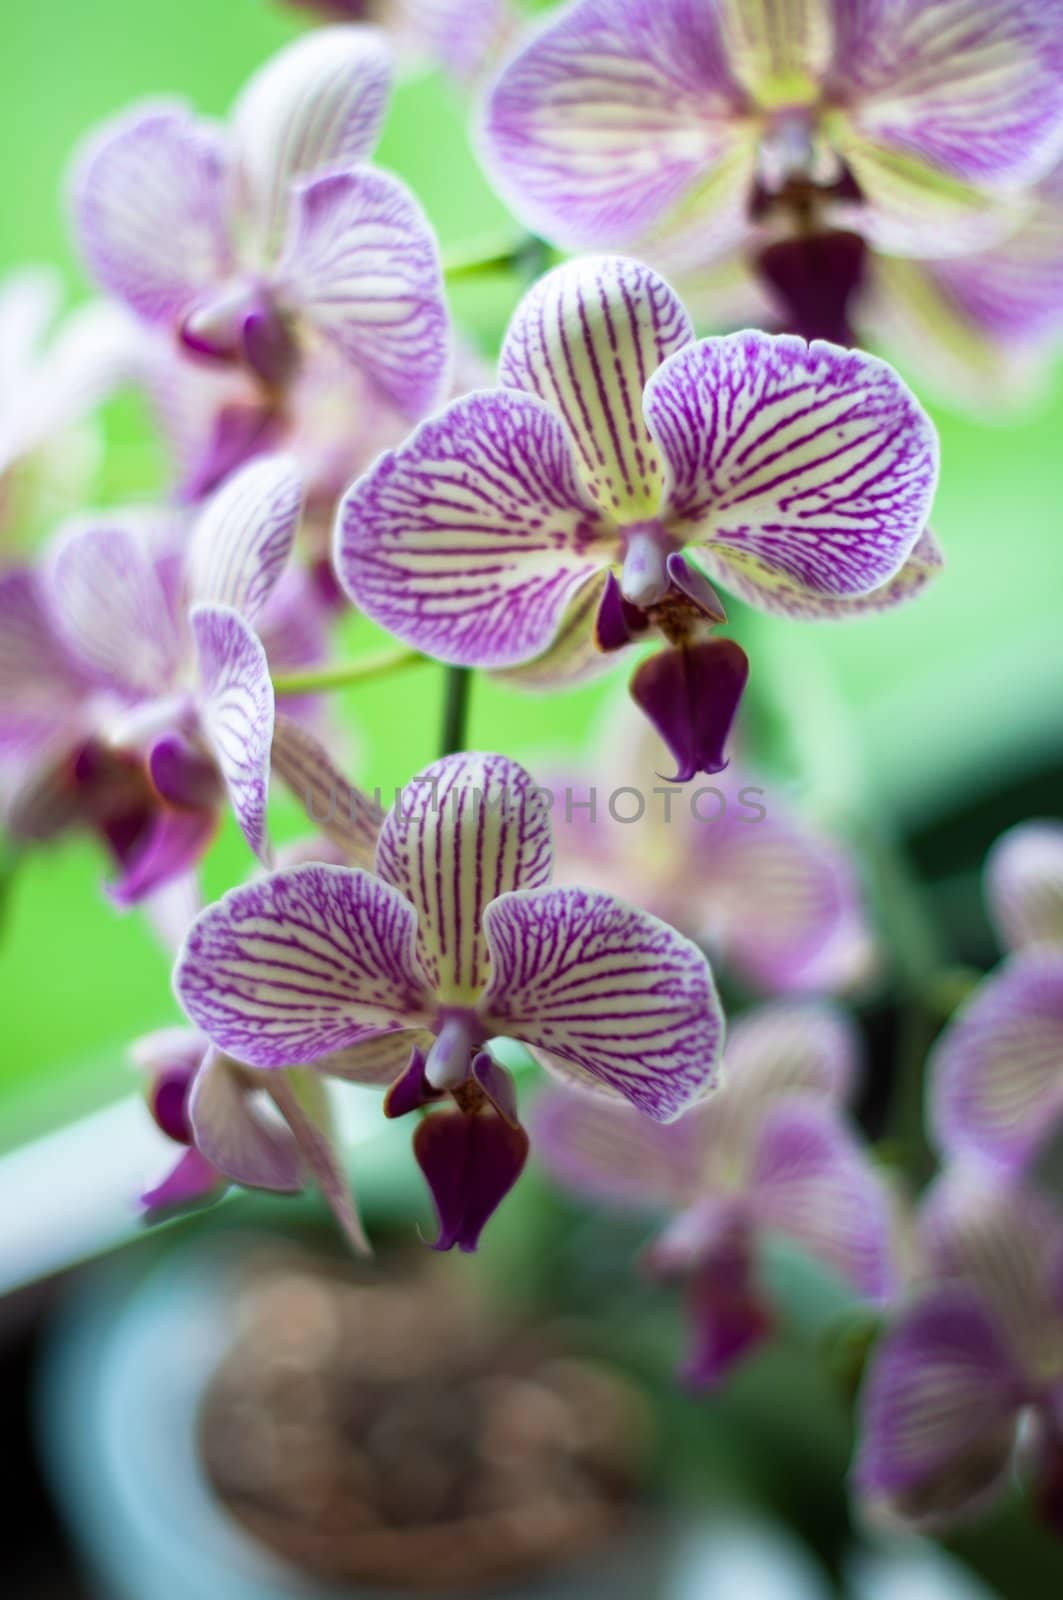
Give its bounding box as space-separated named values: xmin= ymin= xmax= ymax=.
xmin=438 ymin=665 xmax=473 ymax=758
xmin=441 ymin=230 xmax=545 ymax=280
xmin=271 ymin=648 xmax=428 ymax=698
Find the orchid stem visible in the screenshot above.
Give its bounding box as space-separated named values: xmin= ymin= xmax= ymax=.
xmin=271 ymin=648 xmax=428 ymax=698
xmin=441 ymin=231 xmax=546 ymax=280
xmin=439 ymin=666 xmax=473 ymax=758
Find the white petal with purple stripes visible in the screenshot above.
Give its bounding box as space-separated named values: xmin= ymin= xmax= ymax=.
xmin=375 ymin=752 xmax=553 ymax=1005
xmin=481 ymin=885 xmax=723 ymax=1121
xmin=271 ymin=714 xmax=384 ymax=870
xmin=985 ymin=821 xmax=1063 ymax=953
xmin=275 ymin=167 xmax=450 ymax=419
xmin=645 ymin=332 xmax=938 ymax=610
xmin=481 ymin=0 xmax=745 ymax=250
xmin=336 ymin=389 xmax=614 ymax=668
xmin=174 ymin=862 xmax=434 ymax=1068
xmin=230 ymin=25 xmax=393 ymax=260
xmin=532 ymin=1083 xmax=704 ymax=1210
xmin=187 ymin=454 xmax=304 ymax=622
xmin=49 ymin=519 xmax=182 ymax=696
xmin=191 ymin=604 xmax=275 ymax=863
xmin=500 ymin=256 xmax=692 ymax=519
xmin=71 ymin=103 xmax=232 ymax=325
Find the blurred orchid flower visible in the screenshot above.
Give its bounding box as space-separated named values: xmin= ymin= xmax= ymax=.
xmin=71 ymin=28 xmax=451 ymax=415
xmin=337 ymin=255 xmax=939 ymax=780
xmin=854 ymin=1169 xmax=1063 ymax=1532
xmin=483 ymin=0 xmax=1063 ymax=271
xmin=0 ymin=268 xmax=133 ymax=549
xmin=174 ymin=750 xmax=724 ymax=1250
xmin=0 ymin=455 xmax=327 ymax=903
xmin=548 ymin=736 xmax=875 ymax=996
xmin=534 ymin=1001 xmax=895 ymax=1384
xmin=930 ymin=820 xmax=1063 ymax=1173
xmin=133 ymin=1022 xmax=378 ymax=1252
xmin=287 ymin=0 xmax=517 ymax=87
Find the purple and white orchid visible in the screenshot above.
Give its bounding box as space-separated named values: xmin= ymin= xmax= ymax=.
xmin=483 ymin=0 xmax=1063 ymax=347
xmin=337 ymin=254 xmax=939 ymax=780
xmin=0 ymin=454 xmax=321 ymax=903
xmin=854 ymin=1168 xmax=1063 ymax=1532
xmin=174 ymin=749 xmax=725 ymax=1251
xmin=534 ymin=1000 xmax=895 ymax=1384
xmin=930 ymin=820 xmax=1063 ymax=1175
xmin=72 ymin=27 xmax=451 ymax=416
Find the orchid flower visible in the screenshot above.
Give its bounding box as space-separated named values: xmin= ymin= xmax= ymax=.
xmin=548 ymin=750 xmax=874 ymax=997
xmin=133 ymin=1022 xmax=394 ymax=1252
xmin=534 ymin=1001 xmax=894 ymax=1385
xmin=0 ymin=268 xmax=132 ymax=549
xmin=0 ymin=455 xmax=320 ymax=903
xmin=854 ymin=1169 xmax=1063 ymax=1532
xmin=174 ymin=750 xmax=725 ymax=1251
xmin=337 ymin=255 xmax=939 ymax=780
xmin=930 ymin=820 xmax=1063 ymax=1174
xmin=482 ymin=0 xmax=1063 ymax=284
xmin=71 ymin=27 xmax=451 ymax=416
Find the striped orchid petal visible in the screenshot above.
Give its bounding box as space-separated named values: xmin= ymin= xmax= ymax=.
xmin=494 ymin=569 xmax=616 ymax=693
xmin=482 ymin=0 xmax=748 ymax=251
xmin=930 ymin=952 xmax=1063 ymax=1173
xmin=0 ymin=568 xmax=83 ymax=754
xmin=853 ymin=1289 xmax=1024 ymax=1524
xmin=724 ymin=1000 xmax=860 ymax=1113
xmin=188 ymin=1049 xmax=304 ymax=1192
xmin=375 ymin=752 xmax=553 ymax=1005
xmin=499 ymin=256 xmax=693 ymax=520
xmin=693 ymin=801 xmax=870 ymax=995
xmin=174 ymin=862 xmax=434 ymax=1068
xmin=229 ymin=25 xmax=393 ymax=261
xmin=738 ymin=526 xmax=945 ymax=620
xmin=749 ymin=1099 xmax=895 ymax=1301
xmin=271 ymin=714 xmax=384 ymax=869
xmin=191 ymin=605 xmax=274 ymax=864
xmin=275 ymin=168 xmax=450 ymax=419
xmin=839 ymin=0 xmax=1063 ymax=193
xmin=719 ymin=0 xmax=833 ymax=103
xmin=71 ymin=103 xmax=232 ymax=325
xmin=336 ymin=389 xmax=614 ymax=668
xmin=481 ymin=885 xmax=724 ymax=1121
xmin=644 ymin=332 xmax=939 ymax=612
xmin=186 ymin=454 xmax=304 ymax=622
xmin=918 ymin=1171 xmax=1063 ymax=1373
xmin=49 ymin=519 xmax=182 ymax=697
xmin=531 ymin=1082 xmax=704 ymax=1209
xmin=319 ymin=1028 xmax=434 ymax=1085
xmin=985 ymin=821 xmax=1063 ymax=953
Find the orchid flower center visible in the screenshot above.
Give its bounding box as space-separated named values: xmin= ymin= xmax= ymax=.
xmin=425 ymin=1007 xmax=489 ymax=1091
xmin=619 ymin=520 xmax=680 ymax=608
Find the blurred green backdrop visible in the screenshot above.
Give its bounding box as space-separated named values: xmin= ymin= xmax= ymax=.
xmin=2 ymin=0 xmax=1062 ymax=1148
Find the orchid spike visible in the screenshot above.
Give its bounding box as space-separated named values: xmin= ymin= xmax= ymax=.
xmin=337 ymin=256 xmax=939 ymax=779
xmin=854 ymin=1169 xmax=1063 ymax=1533
xmin=72 ymin=28 xmax=451 ymax=416
xmin=483 ymin=0 xmax=1063 ymax=269
xmin=0 ymin=456 xmax=331 ymax=902
xmin=174 ymin=751 xmax=725 ymax=1250
xmin=534 ymin=1000 xmax=894 ymax=1385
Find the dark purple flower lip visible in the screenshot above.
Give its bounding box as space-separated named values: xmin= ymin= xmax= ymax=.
xmin=630 ymin=638 xmax=750 ymax=784
xmin=386 ymin=1043 xmax=528 ymax=1253
xmin=756 ymin=229 xmax=868 ymax=347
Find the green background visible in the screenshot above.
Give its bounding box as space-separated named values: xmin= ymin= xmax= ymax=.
xmin=2 ymin=0 xmax=1062 ymax=1149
